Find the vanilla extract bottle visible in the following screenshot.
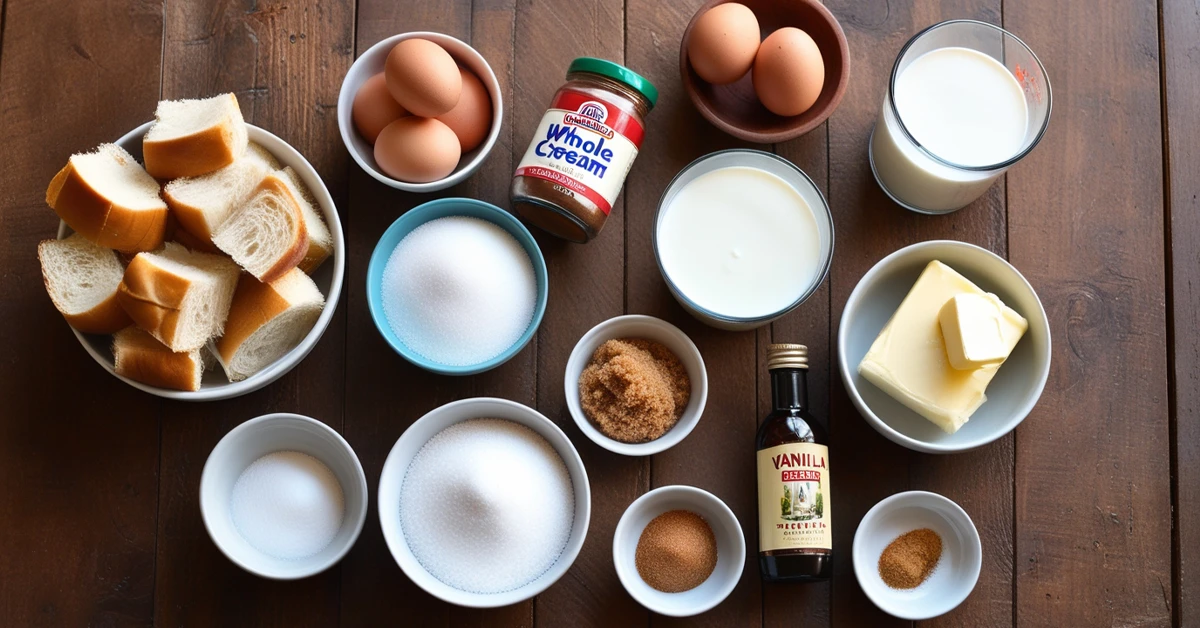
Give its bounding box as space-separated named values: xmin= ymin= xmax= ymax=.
xmin=756 ymin=343 xmax=832 ymax=582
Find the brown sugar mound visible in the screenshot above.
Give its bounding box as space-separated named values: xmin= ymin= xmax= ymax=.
xmin=578 ymin=338 xmax=690 ymax=443
xmin=635 ymin=509 xmax=718 ymax=593
xmin=878 ymin=527 xmax=943 ymax=589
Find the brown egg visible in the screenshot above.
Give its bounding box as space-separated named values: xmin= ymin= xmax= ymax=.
xmin=687 ymin=3 xmax=761 ymax=85
xmin=385 ymin=39 xmax=462 ymax=117
xmin=374 ymin=117 xmax=461 ymax=183
xmin=353 ymin=73 xmax=408 ymax=144
xmin=753 ymin=27 xmax=825 ymax=117
xmin=436 ymin=67 xmax=493 ymax=153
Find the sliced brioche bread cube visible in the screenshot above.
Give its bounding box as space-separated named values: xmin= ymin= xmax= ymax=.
xmin=37 ymin=233 xmax=133 ymax=334
xmin=113 ymin=327 xmax=206 ymax=392
xmin=46 ymin=144 xmax=168 ymax=253
xmin=215 ymin=268 xmax=325 ymax=381
xmin=143 ymin=93 xmax=248 ymax=179
xmin=164 ymin=212 xmax=218 ymax=254
xmin=212 ymin=173 xmax=308 ymax=282
xmin=117 ymin=243 xmax=240 ymax=351
xmin=245 ymin=142 xmax=281 ymax=170
xmin=278 ymin=166 xmax=333 ymax=273
xmin=163 ymin=153 xmax=271 ymax=244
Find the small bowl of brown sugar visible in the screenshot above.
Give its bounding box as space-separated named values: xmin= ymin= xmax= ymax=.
xmin=565 ymin=315 xmax=708 ymax=456
xmin=852 ymin=491 xmax=982 ymax=620
xmin=613 ymin=485 xmax=745 ymax=617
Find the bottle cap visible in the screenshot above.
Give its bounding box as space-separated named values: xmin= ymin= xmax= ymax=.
xmin=567 ymin=57 xmax=659 ymax=109
xmin=767 ymin=343 xmax=808 ymax=370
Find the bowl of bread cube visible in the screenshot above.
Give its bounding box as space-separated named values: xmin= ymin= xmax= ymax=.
xmin=39 ymin=93 xmax=344 ymax=400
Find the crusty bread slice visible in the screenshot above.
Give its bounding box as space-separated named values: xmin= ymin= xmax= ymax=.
xmin=215 ymin=268 xmax=325 ymax=381
xmin=162 ymin=152 xmax=271 ymax=244
xmin=46 ymin=144 xmax=168 ymax=253
xmin=212 ymin=173 xmax=308 ymax=282
xmin=117 ymin=243 xmax=240 ymax=351
xmin=37 ymin=233 xmax=133 ymax=334
xmin=143 ymin=93 xmax=248 ymax=179
xmin=278 ymin=166 xmax=332 ymax=273
xmin=113 ymin=327 xmax=205 ymax=391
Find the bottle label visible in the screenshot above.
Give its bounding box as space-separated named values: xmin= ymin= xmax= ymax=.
xmin=514 ymin=88 xmax=644 ymax=215
xmin=757 ymin=443 xmax=832 ymax=552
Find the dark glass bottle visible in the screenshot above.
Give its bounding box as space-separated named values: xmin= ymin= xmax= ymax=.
xmin=756 ymin=343 xmax=832 ymax=582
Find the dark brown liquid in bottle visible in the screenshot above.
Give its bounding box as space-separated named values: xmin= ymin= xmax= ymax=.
xmin=757 ymin=366 xmax=832 ymax=582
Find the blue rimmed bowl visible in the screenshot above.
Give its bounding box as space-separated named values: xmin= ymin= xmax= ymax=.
xmin=366 ymin=198 xmax=548 ymax=375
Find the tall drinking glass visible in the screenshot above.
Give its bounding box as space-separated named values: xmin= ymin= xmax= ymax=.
xmin=869 ymin=20 xmax=1051 ymax=214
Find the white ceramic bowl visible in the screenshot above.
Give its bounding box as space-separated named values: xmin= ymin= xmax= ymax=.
xmin=564 ymin=315 xmax=708 ymax=456
xmin=837 ymin=240 xmax=1050 ymax=453
xmin=199 ymin=413 xmax=368 ymax=580
xmin=853 ymin=491 xmax=982 ymax=620
xmin=377 ymin=397 xmax=591 ymax=607
xmin=337 ymin=32 xmax=503 ymax=192
xmin=613 ymin=485 xmax=745 ymax=617
xmin=57 ymin=122 xmax=345 ymax=401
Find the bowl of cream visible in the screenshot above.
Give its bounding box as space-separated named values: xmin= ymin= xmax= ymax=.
xmin=653 ymin=149 xmax=834 ymax=330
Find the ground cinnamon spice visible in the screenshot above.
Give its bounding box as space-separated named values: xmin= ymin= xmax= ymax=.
xmin=579 ymin=338 xmax=690 ymax=443
xmin=878 ymin=528 xmax=942 ymax=589
xmin=635 ymin=510 xmax=718 ymax=593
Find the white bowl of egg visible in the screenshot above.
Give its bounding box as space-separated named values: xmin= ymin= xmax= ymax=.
xmin=338 ymin=32 xmax=503 ymax=192
xmin=653 ymin=149 xmax=834 ymax=331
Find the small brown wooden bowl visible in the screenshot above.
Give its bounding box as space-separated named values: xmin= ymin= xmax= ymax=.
xmin=680 ymin=0 xmax=850 ymax=143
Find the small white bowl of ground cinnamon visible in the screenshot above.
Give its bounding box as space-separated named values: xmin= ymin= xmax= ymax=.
xmin=565 ymin=315 xmax=708 ymax=456
xmin=852 ymin=491 xmax=982 ymax=620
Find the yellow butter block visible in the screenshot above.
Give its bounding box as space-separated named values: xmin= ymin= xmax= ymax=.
xmin=857 ymin=260 xmax=1026 ymax=434
xmin=938 ymin=293 xmax=1028 ymax=370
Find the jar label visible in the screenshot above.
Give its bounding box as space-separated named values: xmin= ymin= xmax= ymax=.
xmin=514 ymin=88 xmax=644 ymax=215
xmin=757 ymin=443 xmax=832 ymax=552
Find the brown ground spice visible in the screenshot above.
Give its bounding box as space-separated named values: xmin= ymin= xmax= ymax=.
xmin=578 ymin=338 xmax=690 ymax=443
xmin=878 ymin=528 xmax=943 ymax=589
xmin=635 ymin=510 xmax=718 ymax=593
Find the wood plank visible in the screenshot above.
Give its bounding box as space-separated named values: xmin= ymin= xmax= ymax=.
xmin=151 ymin=1 xmax=353 ymax=625
xmin=1162 ymin=0 xmax=1199 ymax=622
xmin=339 ymin=2 xmax=533 ymax=626
xmin=510 ymin=0 xmax=649 ymax=625
xmin=1005 ymin=0 xmax=1173 ymax=624
xmin=0 ymin=1 xmax=164 ymax=626
xmin=821 ymin=1 xmax=1013 ymax=625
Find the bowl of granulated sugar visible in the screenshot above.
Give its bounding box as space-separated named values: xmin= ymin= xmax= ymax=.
xmin=367 ymin=198 xmax=548 ymax=375
xmin=377 ymin=397 xmax=591 ymax=607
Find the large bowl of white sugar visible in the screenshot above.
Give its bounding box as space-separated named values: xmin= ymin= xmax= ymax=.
xmin=367 ymin=198 xmax=548 ymax=375
xmin=377 ymin=397 xmax=591 ymax=607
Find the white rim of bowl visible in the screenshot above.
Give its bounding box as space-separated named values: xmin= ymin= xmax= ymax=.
xmin=564 ymin=315 xmax=708 ymax=456
xmin=60 ymin=122 xmax=346 ymax=401
xmin=612 ymin=484 xmax=746 ymax=617
xmin=199 ymin=413 xmax=368 ymax=580
xmin=377 ymin=397 xmax=592 ymax=607
xmin=837 ymin=240 xmax=1051 ymax=453
xmin=337 ymin=31 xmax=504 ymax=192
xmin=851 ymin=490 xmax=982 ymax=620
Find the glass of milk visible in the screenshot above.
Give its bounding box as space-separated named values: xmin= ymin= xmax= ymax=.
xmin=869 ymin=20 xmax=1051 ymax=214
xmin=654 ymin=150 xmax=834 ymax=331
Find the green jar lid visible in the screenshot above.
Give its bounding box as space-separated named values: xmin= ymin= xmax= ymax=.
xmin=567 ymin=57 xmax=658 ymax=109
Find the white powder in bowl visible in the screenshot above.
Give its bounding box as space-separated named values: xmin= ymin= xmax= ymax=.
xmin=230 ymin=451 xmax=345 ymax=561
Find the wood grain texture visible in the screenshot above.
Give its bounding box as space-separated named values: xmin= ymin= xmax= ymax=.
xmin=1162 ymin=0 xmax=1199 ymax=623
xmin=0 ymin=1 xmax=164 ymax=626
xmin=151 ymin=1 xmax=352 ymax=625
xmin=821 ymin=0 xmax=1013 ymax=625
xmin=1006 ymin=0 xmax=1173 ymax=625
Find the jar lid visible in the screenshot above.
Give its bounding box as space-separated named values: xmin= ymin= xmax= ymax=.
xmin=567 ymin=57 xmax=658 ymax=109
xmin=767 ymin=343 xmax=808 ymax=370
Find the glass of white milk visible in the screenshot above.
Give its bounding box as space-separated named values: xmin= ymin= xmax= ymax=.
xmin=869 ymin=20 xmax=1051 ymax=214
xmin=654 ymin=150 xmax=834 ymax=331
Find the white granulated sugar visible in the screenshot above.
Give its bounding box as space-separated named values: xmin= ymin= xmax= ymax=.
xmin=381 ymin=216 xmax=537 ymax=366
xmin=399 ymin=418 xmax=575 ymax=594
xmin=230 ymin=451 xmax=345 ymax=561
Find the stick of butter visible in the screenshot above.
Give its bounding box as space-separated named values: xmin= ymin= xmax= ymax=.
xmin=939 ymin=293 xmax=1028 ymax=370
xmin=857 ymin=260 xmax=1026 ymax=434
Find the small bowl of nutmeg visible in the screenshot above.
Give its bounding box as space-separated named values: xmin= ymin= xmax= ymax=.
xmin=564 ymin=315 xmax=708 ymax=456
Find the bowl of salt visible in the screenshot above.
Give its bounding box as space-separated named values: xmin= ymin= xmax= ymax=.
xmin=377 ymin=397 xmax=591 ymax=607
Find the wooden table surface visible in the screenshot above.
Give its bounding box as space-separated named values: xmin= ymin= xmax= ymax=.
xmin=0 ymin=0 xmax=1193 ymax=626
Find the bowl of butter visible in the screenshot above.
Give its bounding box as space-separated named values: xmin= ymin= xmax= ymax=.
xmin=837 ymin=240 xmax=1050 ymax=453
